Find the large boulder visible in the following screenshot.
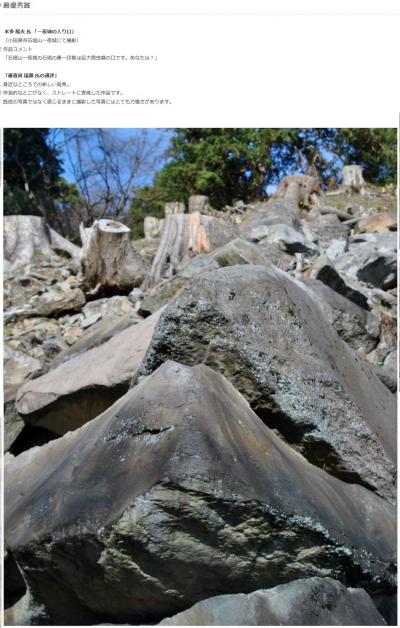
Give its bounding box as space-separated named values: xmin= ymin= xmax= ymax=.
xmin=4 ymin=362 xmax=396 ymax=625
xmin=302 ymin=278 xmax=380 ymax=353
xmin=303 ymin=211 xmax=349 ymax=249
xmin=142 ymin=237 xmax=273 ymax=318
xmin=4 ymin=280 xmax=86 ymax=321
xmin=307 ymin=255 xmax=369 ymax=309
xmin=335 ymin=232 xmax=397 ymax=290
xmin=4 ymin=590 xmax=48 ymax=626
xmin=15 ymin=308 xmax=164 ymax=435
xmin=4 ymin=384 xmax=25 ymax=453
xmin=159 ymin=578 xmax=386 ymax=626
xmin=248 ymin=223 xmax=319 ymax=257
xmin=51 ymin=312 xmax=139 ymax=367
xmin=139 ymin=265 xmax=396 ymax=502
xmin=356 ymin=211 xmax=397 ymax=234
xmin=210 ymin=238 xmax=270 ymax=267
xmin=241 ymin=174 xmax=321 ymax=239
xmin=4 ymin=343 xmax=42 ymax=389
xmin=240 ymin=199 xmax=300 ymax=236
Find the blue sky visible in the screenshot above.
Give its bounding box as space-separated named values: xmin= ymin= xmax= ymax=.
xmin=56 ymin=128 xmax=173 ymax=186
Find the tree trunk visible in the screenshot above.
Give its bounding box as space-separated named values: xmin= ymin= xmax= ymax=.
xmin=144 ymin=216 xmax=164 ymax=239
xmin=342 ymin=165 xmax=365 ymax=192
xmin=274 ymin=174 xmax=321 ymax=209
xmin=143 ymin=212 xmax=238 ymax=289
xmin=189 ymin=195 xmax=211 ymax=214
xmin=49 ymin=228 xmax=81 ymax=260
xmin=4 ymin=215 xmax=59 ymax=272
xmin=80 ymin=219 xmax=145 ymax=296
xmin=164 ymin=202 xmax=185 ymax=217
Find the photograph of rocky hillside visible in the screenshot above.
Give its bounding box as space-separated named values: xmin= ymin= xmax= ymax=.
xmin=3 ymin=128 xmax=397 ymax=626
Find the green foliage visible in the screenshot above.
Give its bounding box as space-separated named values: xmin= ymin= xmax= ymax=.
xmin=5 ymin=128 xmax=397 ymax=242
xmin=3 ymin=128 xmax=63 ymax=218
xmin=3 ymin=129 xmax=88 ymax=240
xmin=124 ymin=185 xmax=165 ymax=238
xmin=130 ymin=128 xmax=397 ymax=215
xmin=151 ymin=128 xmax=278 ymax=207
xmin=335 ymin=128 xmax=397 ymax=185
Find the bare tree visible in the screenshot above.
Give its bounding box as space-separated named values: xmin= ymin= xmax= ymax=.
xmin=62 ymin=129 xmax=167 ymax=225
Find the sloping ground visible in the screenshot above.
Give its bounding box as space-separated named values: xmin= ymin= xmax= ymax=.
xmin=3 ymin=176 xmax=397 ymax=626
xmin=4 ymin=362 xmax=396 ymax=624
xmin=139 ymin=265 xmax=396 ymax=502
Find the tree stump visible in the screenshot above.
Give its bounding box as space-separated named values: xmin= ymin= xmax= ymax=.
xmin=144 ymin=216 xmax=164 ymax=239
xmin=189 ymin=195 xmax=211 ymax=214
xmin=3 ymin=215 xmax=81 ymax=272
xmin=274 ymin=174 xmax=321 ymax=210
xmin=48 ymin=228 xmax=81 ymax=261
xmin=342 ymin=165 xmax=365 ymax=193
xmin=143 ymin=212 xmax=238 ymax=289
xmin=164 ymin=202 xmax=185 ymax=217
xmin=80 ymin=219 xmax=145 ymax=296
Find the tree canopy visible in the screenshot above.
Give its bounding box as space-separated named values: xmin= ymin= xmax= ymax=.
xmin=4 ymin=127 xmax=397 ymax=240
xmin=139 ymin=128 xmax=397 ymax=209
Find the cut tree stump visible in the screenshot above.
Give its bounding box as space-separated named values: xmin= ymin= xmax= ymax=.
xmin=3 ymin=215 xmax=81 ymax=272
xmin=143 ymin=212 xmax=238 ymax=289
xmin=274 ymin=174 xmax=321 ymax=210
xmin=49 ymin=228 xmax=81 ymax=261
xmin=144 ymin=216 xmax=164 ymax=239
xmin=342 ymin=165 xmax=365 ymax=193
xmin=80 ymin=219 xmax=145 ymax=296
xmin=164 ymin=202 xmax=185 ymax=217
xmin=189 ymin=195 xmax=211 ymax=214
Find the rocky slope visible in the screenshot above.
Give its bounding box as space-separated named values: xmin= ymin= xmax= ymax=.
xmin=3 ymin=171 xmax=397 ymax=625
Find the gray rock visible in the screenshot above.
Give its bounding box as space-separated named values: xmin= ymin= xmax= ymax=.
xmin=139 ymin=265 xmax=396 ymax=502
xmin=82 ymin=295 xmax=135 ymax=320
xmin=308 ymin=256 xmax=369 ymax=309
xmin=383 ymin=350 xmax=397 ymax=375
xmin=140 ymin=257 xmax=219 ymax=316
xmin=210 ymin=238 xmax=270 ymax=267
xmin=240 ymin=199 xmax=300 ymax=236
xmin=304 ymin=211 xmax=349 ymax=248
xmin=255 ymin=241 xmax=295 ymax=272
xmin=372 ymin=364 xmax=397 ymax=393
xmin=325 ymin=238 xmax=348 ymax=260
xmin=335 ymin=231 xmax=397 ymax=290
xmin=4 ymin=590 xmax=49 ymax=626
xmin=4 ymin=548 xmax=26 ymax=610
xmin=128 ymin=287 xmax=144 ymax=305
xmin=177 ymin=255 xmax=220 ymax=278
xmin=51 ymin=313 xmax=140 ymax=368
xmin=159 ymin=578 xmax=386 ymax=626
xmin=356 ymin=211 xmax=397 ymax=234
xmin=251 ymin=223 xmax=319 ymax=256
xmin=302 ymin=278 xmax=379 ymax=353
xmin=367 ymin=312 xmax=397 ymax=367
xmin=139 ymin=276 xmax=188 ymax=316
xmin=81 ymin=312 xmax=102 ymax=329
xmin=15 ymin=308 xmax=164 ymax=435
xmin=3 ymin=343 xmax=42 ymax=389
xmin=5 ymin=362 xmax=396 ymax=625
xmin=19 ymin=284 xmax=86 ymax=318
xmin=4 ymin=384 xmax=25 ymax=452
